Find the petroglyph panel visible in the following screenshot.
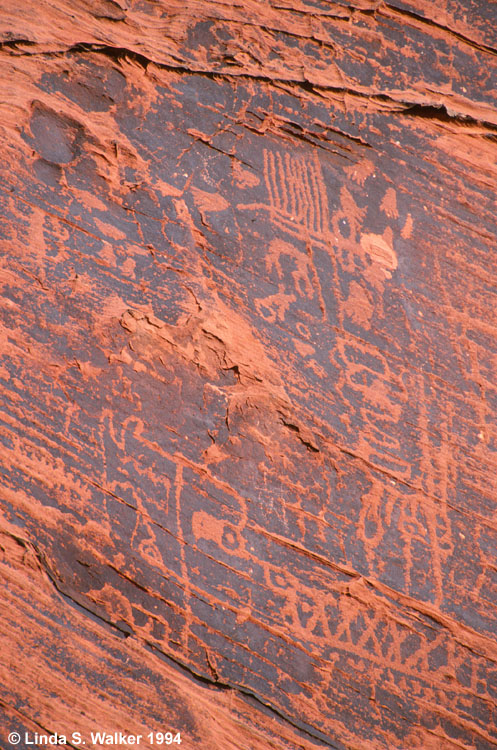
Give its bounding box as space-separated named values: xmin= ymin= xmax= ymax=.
xmin=2 ymin=2 xmax=497 ymax=748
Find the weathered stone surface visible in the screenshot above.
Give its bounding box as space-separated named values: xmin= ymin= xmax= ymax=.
xmin=1 ymin=2 xmax=497 ymax=748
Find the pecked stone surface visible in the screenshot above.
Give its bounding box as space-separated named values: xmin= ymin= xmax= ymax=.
xmin=1 ymin=2 xmax=497 ymax=748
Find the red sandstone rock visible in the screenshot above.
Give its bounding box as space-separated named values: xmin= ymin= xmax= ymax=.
xmin=1 ymin=2 xmax=497 ymax=748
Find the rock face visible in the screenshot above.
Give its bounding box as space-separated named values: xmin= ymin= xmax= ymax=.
xmin=1 ymin=2 xmax=497 ymax=748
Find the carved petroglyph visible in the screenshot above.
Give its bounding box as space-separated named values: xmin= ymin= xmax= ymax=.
xmin=360 ymin=230 xmax=398 ymax=280
xmin=263 ymin=149 xmax=330 ymax=243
